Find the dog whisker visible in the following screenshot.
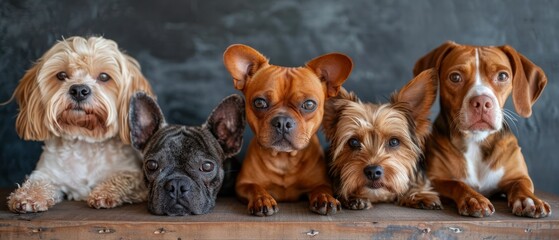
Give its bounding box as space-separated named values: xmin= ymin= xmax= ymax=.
xmin=503 ymin=109 xmax=519 ymax=133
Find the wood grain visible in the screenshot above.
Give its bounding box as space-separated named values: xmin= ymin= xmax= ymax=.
xmin=1 ymin=190 xmax=558 ymax=239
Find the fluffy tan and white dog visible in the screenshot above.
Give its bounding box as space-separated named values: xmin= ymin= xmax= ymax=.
xmin=6 ymin=36 xmax=154 ymax=213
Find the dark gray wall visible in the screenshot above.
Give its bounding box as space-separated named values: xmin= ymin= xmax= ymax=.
xmin=1 ymin=0 xmax=557 ymax=195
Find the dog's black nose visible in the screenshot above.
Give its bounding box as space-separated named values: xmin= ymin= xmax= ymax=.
xmin=364 ymin=165 xmax=384 ymax=181
xmin=164 ymin=179 xmax=190 ymax=199
xmin=69 ymin=84 xmax=91 ymax=102
xmin=271 ymin=116 xmax=296 ymax=134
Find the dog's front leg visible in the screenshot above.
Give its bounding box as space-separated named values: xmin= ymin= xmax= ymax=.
xmin=237 ymin=183 xmax=278 ymax=216
xmin=502 ymin=177 xmax=551 ymax=218
xmin=7 ymin=177 xmax=63 ymax=213
xmin=87 ymin=171 xmax=147 ymax=209
xmin=432 ymin=179 xmax=494 ymax=217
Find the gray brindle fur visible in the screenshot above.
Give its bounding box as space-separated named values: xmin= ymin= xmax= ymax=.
xmin=129 ymin=92 xmax=245 ymax=215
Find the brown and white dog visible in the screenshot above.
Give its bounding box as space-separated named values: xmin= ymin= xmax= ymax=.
xmin=224 ymin=44 xmax=352 ymax=216
xmin=323 ymin=69 xmax=442 ymax=211
xmin=414 ymin=41 xmax=550 ymax=218
xmin=6 ymin=36 xmax=153 ymax=213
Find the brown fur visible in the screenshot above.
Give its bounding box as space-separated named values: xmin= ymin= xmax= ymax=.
xmin=415 ymin=41 xmax=551 ymax=218
xmin=224 ymin=44 xmax=352 ymax=216
xmin=323 ymin=69 xmax=442 ymax=210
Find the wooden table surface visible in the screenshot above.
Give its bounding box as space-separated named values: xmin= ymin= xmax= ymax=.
xmin=0 ymin=189 xmax=558 ymax=239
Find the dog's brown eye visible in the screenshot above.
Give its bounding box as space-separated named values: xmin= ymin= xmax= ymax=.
xmin=388 ymin=138 xmax=400 ymax=148
xmin=200 ymin=162 xmax=214 ymax=172
xmin=497 ymin=72 xmax=509 ymax=82
xmin=56 ymin=71 xmax=68 ymax=81
xmin=253 ymin=98 xmax=268 ymax=109
xmin=301 ymin=100 xmax=317 ymax=111
xmin=97 ymin=73 xmax=111 ymax=82
xmin=348 ymin=138 xmax=361 ymax=150
xmin=449 ymin=73 xmax=462 ymax=83
xmin=146 ymin=160 xmax=158 ymax=171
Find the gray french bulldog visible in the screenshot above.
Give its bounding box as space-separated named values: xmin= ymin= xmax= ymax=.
xmin=129 ymin=92 xmax=245 ymax=216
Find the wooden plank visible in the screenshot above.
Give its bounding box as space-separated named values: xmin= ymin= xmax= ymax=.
xmin=1 ymin=190 xmax=558 ymax=239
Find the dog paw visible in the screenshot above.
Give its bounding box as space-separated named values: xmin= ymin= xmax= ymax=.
xmin=87 ymin=192 xmax=122 ymax=209
xmin=457 ymin=195 xmax=494 ymax=217
xmin=309 ymin=193 xmax=341 ymax=215
xmin=510 ymin=197 xmax=551 ymax=218
xmin=399 ymin=192 xmax=443 ymax=210
xmin=7 ymin=189 xmax=55 ymax=213
xmin=342 ymin=197 xmax=371 ymax=210
xmin=248 ymin=195 xmax=278 ymax=216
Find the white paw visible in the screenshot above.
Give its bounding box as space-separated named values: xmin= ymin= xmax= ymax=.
xmin=511 ymin=197 xmax=551 ymax=218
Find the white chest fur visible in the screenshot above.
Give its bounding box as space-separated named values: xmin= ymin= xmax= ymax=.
xmin=29 ymin=137 xmax=142 ymax=201
xmin=463 ymin=139 xmax=504 ymax=196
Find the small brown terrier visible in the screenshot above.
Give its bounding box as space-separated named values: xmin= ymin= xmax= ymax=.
xmin=223 ymin=44 xmax=352 ymax=216
xmin=322 ymin=69 xmax=442 ymax=210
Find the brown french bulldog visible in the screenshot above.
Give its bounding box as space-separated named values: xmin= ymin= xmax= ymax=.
xmin=223 ymin=44 xmax=353 ymax=216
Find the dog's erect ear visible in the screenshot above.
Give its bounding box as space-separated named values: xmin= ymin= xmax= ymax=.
xmin=223 ymin=44 xmax=269 ymax=91
xmin=322 ymin=88 xmax=360 ymax=140
xmin=206 ymin=94 xmax=246 ymax=158
xmin=306 ymin=53 xmax=353 ymax=97
xmin=129 ymin=92 xmax=166 ymax=151
xmin=391 ymin=69 xmax=437 ymax=138
xmin=118 ymin=54 xmax=155 ymax=144
xmin=413 ymin=41 xmax=457 ymax=77
xmin=499 ymin=45 xmax=547 ymax=118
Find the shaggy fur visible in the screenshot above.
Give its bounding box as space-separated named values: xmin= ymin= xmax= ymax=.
xmin=323 ymin=69 xmax=442 ymax=210
xmin=6 ymin=36 xmax=153 ymax=213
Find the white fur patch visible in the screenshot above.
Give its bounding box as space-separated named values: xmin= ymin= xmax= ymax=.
xmin=363 ymin=188 xmax=396 ymax=203
xmin=513 ymin=199 xmax=523 ymax=210
xmin=523 ymin=198 xmax=535 ymax=208
xmin=28 ymin=138 xmax=142 ymax=200
xmin=460 ymin=48 xmax=503 ymax=138
xmin=463 ymin=140 xmax=504 ymax=196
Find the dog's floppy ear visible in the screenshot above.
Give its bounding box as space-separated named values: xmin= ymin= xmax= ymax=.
xmin=129 ymin=91 xmax=166 ymax=151
xmin=322 ymin=88 xmax=360 ymax=140
xmin=413 ymin=41 xmax=457 ymax=77
xmin=118 ymin=54 xmax=155 ymax=144
xmin=306 ymin=53 xmax=353 ymax=97
xmin=223 ymin=44 xmax=269 ymax=91
xmin=13 ymin=61 xmax=52 ymax=141
xmin=499 ymin=45 xmax=547 ymax=118
xmin=391 ymin=68 xmax=438 ymax=139
xmin=205 ymin=94 xmax=246 ymax=158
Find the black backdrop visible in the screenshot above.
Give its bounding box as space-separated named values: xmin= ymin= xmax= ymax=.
xmin=1 ymin=0 xmax=558 ymax=195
